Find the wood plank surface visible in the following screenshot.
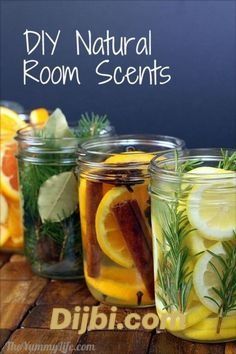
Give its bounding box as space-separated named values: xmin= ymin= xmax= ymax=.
xmin=76 ymin=330 xmax=152 ymax=354
xmin=0 ymin=253 xmax=235 ymax=354
xmin=0 ymin=253 xmax=11 ymax=268
xmin=1 ymin=328 xmax=80 ymax=354
xmin=22 ymin=305 xmax=75 ymax=330
xmin=149 ymin=332 xmax=226 ymax=354
xmin=0 ymin=330 xmax=11 ymax=350
xmin=37 ymin=280 xmax=98 ymax=306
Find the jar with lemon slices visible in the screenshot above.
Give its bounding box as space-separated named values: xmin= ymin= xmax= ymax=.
xmin=0 ymin=106 xmax=27 ymax=252
xmin=150 ymin=149 xmax=236 ymax=342
xmin=78 ymin=135 xmax=185 ymax=307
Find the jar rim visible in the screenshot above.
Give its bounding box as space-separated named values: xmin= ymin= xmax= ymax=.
xmin=78 ymin=134 xmax=185 ymax=167
xmin=16 ymin=125 xmax=78 ymax=143
xmin=16 ymin=123 xmax=114 ymax=142
xmin=150 ymin=148 xmax=236 ymax=183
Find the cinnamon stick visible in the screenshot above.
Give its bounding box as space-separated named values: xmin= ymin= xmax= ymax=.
xmin=129 ymin=199 xmax=153 ymax=252
xmin=85 ymin=180 xmax=103 ymax=278
xmin=112 ymin=200 xmax=154 ymax=299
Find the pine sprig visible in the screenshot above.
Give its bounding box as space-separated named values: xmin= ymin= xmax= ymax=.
xmin=218 ymin=149 xmax=236 ymax=171
xmin=156 ymin=203 xmax=193 ymax=312
xmin=204 ymin=239 xmax=236 ymax=333
xmin=75 ymin=112 xmax=110 ymax=138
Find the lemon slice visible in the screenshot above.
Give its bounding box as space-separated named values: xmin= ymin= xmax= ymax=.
xmin=95 ymin=184 xmax=149 ymax=268
xmin=184 ymin=229 xmax=215 ymax=256
xmin=191 ymin=314 xmax=236 ymax=330
xmin=155 ymin=298 xmax=211 ymax=331
xmin=181 ymin=326 xmax=236 ymax=341
xmin=193 ymin=242 xmax=236 ymax=315
xmin=186 ymin=167 xmax=236 ymax=241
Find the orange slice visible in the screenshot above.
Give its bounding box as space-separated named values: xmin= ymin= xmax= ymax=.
xmin=95 ymin=184 xmax=150 ymax=268
xmin=105 ymin=151 xmax=154 ymax=164
xmin=0 ymin=225 xmax=10 ymax=246
xmin=0 ymin=106 xmax=26 ymax=133
xmin=85 ymin=266 xmax=151 ymax=304
xmin=0 ymin=194 xmax=8 ymax=223
xmin=30 ymin=108 xmax=49 ymax=126
xmin=0 ymin=143 xmax=20 ymax=201
xmin=8 ymin=201 xmax=24 ymax=239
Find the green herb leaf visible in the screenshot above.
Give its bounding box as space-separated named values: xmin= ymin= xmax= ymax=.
xmin=38 ymin=171 xmax=78 ymax=223
xmin=40 ymin=108 xmax=75 ymax=139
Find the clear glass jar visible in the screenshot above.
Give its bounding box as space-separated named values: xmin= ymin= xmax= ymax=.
xmin=149 ymin=149 xmax=236 ymax=342
xmin=16 ymin=125 xmax=113 ymax=279
xmin=0 ymin=133 xmax=24 ymax=252
xmin=78 ymin=135 xmax=185 ymax=307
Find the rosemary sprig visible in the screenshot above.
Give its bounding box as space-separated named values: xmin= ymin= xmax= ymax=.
xmin=174 ymin=150 xmax=203 ymax=174
xmin=204 ymin=239 xmax=236 ymax=333
xmin=156 ymin=203 xmax=193 ymax=312
xmin=75 ymin=112 xmax=110 ymax=138
xmin=218 ymin=149 xmax=236 ymax=171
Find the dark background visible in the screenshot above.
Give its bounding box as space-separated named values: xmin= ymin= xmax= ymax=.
xmin=1 ymin=0 xmax=236 ymax=148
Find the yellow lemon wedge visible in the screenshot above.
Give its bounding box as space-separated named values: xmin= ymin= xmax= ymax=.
xmin=193 ymin=242 xmax=236 ymax=315
xmin=186 ymin=167 xmax=236 ymax=241
xmin=95 ymin=184 xmax=149 ymax=268
xmin=156 ymin=298 xmax=211 ymax=331
xmin=181 ymin=326 xmax=236 ymax=341
xmin=191 ymin=314 xmax=236 ymax=330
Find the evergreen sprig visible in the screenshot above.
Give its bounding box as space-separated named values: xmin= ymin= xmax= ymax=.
xmin=75 ymin=112 xmax=110 ymax=138
xmin=174 ymin=150 xmax=203 ymax=174
xmin=156 ymin=204 xmax=193 ymax=313
xmin=204 ymin=239 xmax=236 ymax=333
xmin=218 ymin=149 xmax=236 ymax=171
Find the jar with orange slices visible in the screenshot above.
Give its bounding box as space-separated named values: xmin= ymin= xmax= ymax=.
xmin=78 ymin=135 xmax=185 ymax=307
xmin=149 ymin=149 xmax=236 ymax=342
xmin=0 ymin=106 xmax=27 ymax=251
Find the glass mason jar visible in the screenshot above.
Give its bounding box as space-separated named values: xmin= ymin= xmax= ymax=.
xmin=78 ymin=135 xmax=185 ymax=307
xmin=16 ymin=125 xmax=113 ymax=279
xmin=0 ymin=133 xmax=24 ymax=252
xmin=149 ymin=149 xmax=236 ymax=342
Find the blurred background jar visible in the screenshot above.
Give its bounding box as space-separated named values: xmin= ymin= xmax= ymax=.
xmin=149 ymin=148 xmax=236 ymax=342
xmin=77 ymin=135 xmax=185 ymax=307
xmin=0 ymin=105 xmax=27 ymax=252
xmin=16 ymin=109 xmax=114 ymax=279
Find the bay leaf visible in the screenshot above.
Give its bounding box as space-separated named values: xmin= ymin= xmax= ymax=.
xmin=38 ymin=171 xmax=78 ymax=223
xmin=40 ymin=108 xmax=75 ymax=139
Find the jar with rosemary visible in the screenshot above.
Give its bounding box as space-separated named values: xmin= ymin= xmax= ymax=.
xmin=77 ymin=135 xmax=185 ymax=307
xmin=16 ymin=108 xmax=113 ymax=279
xmin=149 ymin=149 xmax=236 ymax=342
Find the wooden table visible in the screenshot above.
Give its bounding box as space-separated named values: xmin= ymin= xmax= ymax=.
xmin=0 ymin=253 xmax=235 ymax=354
